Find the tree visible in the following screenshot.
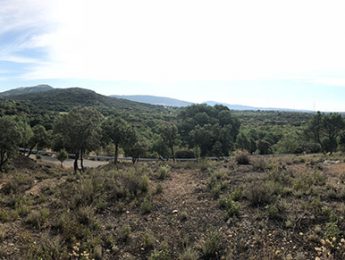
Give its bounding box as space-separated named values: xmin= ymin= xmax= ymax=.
xmin=339 ymin=131 xmax=345 ymax=152
xmin=101 ymin=117 xmax=129 ymax=164
xmin=179 ymin=104 xmax=240 ymax=157
xmin=159 ymin=123 xmax=179 ymax=161
xmin=57 ymin=149 xmax=68 ymax=168
xmin=305 ymin=111 xmax=322 ymax=146
xmin=256 ymin=139 xmax=272 ymax=155
xmin=54 ymin=108 xmax=102 ymax=173
xmin=321 ymin=113 xmax=344 ymax=153
xmin=0 ymin=117 xmax=22 ymax=171
xmin=305 ymin=112 xmax=344 ymax=153
xmin=152 ymin=136 xmax=170 ymax=159
xmin=27 ymin=125 xmax=50 ymax=157
xmin=123 ymin=128 xmax=147 ymax=163
xmin=16 ymin=119 xmax=33 ymax=155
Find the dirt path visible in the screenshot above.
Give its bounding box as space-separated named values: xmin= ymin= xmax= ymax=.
xmin=25 ymin=176 xmax=67 ymax=196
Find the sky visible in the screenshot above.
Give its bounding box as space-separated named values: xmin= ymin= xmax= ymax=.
xmin=1 ymin=0 xmax=345 ymax=111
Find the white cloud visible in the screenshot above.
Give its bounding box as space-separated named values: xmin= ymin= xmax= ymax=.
xmin=2 ymin=0 xmax=345 ymax=85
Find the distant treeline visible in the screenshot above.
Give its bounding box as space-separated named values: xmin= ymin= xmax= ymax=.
xmin=1 ymin=96 xmax=345 ymax=172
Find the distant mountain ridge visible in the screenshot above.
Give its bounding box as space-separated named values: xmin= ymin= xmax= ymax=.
xmin=205 ymin=101 xmax=258 ymax=111
xmin=0 ymin=85 xmax=311 ymax=112
xmin=0 ymin=85 xmax=53 ymax=97
xmin=112 ymin=95 xmax=193 ymax=107
xmin=0 ymin=86 xmax=164 ymax=115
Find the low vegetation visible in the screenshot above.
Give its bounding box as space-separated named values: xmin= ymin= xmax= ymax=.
xmin=0 ymin=153 xmax=344 ymax=259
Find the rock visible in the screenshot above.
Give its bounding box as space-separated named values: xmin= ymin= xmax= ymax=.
xmin=172 ymin=210 xmax=178 ymax=214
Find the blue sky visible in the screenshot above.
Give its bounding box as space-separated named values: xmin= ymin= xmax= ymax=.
xmin=1 ymin=0 xmax=345 ymax=111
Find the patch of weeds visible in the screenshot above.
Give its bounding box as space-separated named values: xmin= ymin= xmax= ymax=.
xmin=0 ymin=208 xmax=18 ymax=222
xmin=141 ymin=197 xmax=153 ymax=215
xmin=158 ymin=165 xmax=171 ymax=180
xmin=142 ymin=232 xmax=156 ymax=251
xmin=1 ymin=174 xmax=35 ymax=195
xmin=229 ymin=187 xmax=243 ymax=201
xmin=149 ymin=248 xmax=170 ymax=260
xmin=208 ymin=171 xmax=228 ymax=199
xmin=57 ymin=212 xmax=91 ymax=242
xmin=268 ymin=168 xmax=293 ymax=186
xmin=179 ymin=247 xmax=198 ymax=260
xmin=219 ymin=196 xmax=240 ymax=219
xmin=77 ymin=206 xmax=99 ymax=230
xmin=119 ymin=169 xmax=149 ymax=197
xmin=252 ymin=158 xmax=268 ymax=172
xmin=267 ymin=200 xmax=287 ymax=221
xmin=118 ymin=225 xmax=131 ymax=243
xmin=245 ymin=181 xmax=277 ymax=207
xmin=155 ymin=184 xmax=163 ymax=195
xmin=324 ymin=222 xmax=341 ymax=240
xmin=25 ymin=208 xmax=49 ymax=230
xmin=201 ymin=230 xmax=223 ymax=259
xmin=210 ymin=184 xmax=222 ymax=199
xmin=293 ymin=172 xmax=327 ymax=195
xmin=24 ymin=235 xmax=66 ymax=260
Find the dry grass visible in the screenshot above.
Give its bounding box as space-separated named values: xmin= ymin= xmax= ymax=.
xmin=0 ymin=154 xmax=345 ymax=259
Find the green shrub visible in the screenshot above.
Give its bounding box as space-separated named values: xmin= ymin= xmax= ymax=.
xmin=179 ymin=247 xmax=198 ymax=260
xmin=230 ymin=187 xmax=243 ymax=201
xmin=158 ymin=165 xmax=171 ymax=180
xmin=149 ymin=249 xmax=170 ymax=260
xmin=246 ymin=181 xmax=275 ymax=207
xmin=201 ymin=230 xmax=223 ymax=259
xmin=175 ymin=150 xmax=195 ymax=159
xmin=0 ymin=209 xmax=16 ymax=222
xmin=219 ymin=196 xmax=240 ymax=218
xmin=118 ymin=225 xmax=131 ymax=243
xmin=325 ymin=222 xmax=340 ymax=240
xmin=141 ymin=197 xmax=153 ymax=215
xmin=252 ymin=158 xmax=268 ymax=172
xmin=56 ymin=212 xmax=93 ymax=242
xmin=77 ymin=206 xmax=99 ymax=230
xmin=24 ymin=235 xmax=66 ymax=260
xmin=142 ymin=232 xmax=155 ymax=251
xmin=267 ymin=200 xmax=287 ymax=221
xmin=235 ymin=150 xmax=250 ymax=165
xmin=25 ymin=208 xmax=49 ymax=230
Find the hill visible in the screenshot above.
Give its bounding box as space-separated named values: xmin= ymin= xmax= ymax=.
xmin=0 ymin=85 xmax=53 ymax=97
xmin=206 ymin=101 xmax=312 ymax=112
xmin=0 ymin=87 xmax=178 ymax=130
xmin=0 ymin=87 xmax=171 ymax=113
xmin=112 ymin=95 xmax=193 ymax=107
xmin=205 ymin=101 xmax=258 ymax=111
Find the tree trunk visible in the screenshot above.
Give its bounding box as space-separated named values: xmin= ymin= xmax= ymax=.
xmin=26 ymin=145 xmax=35 ymax=157
xmin=74 ymin=152 xmax=79 ymax=174
xmin=114 ymin=143 xmax=119 ymax=165
xmin=80 ymin=149 xmax=84 ymax=172
xmin=171 ymin=146 xmax=175 ymax=162
xmin=0 ymin=151 xmax=8 ymax=172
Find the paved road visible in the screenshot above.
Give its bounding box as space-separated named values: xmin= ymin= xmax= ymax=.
xmin=32 ymin=155 xmax=109 ymax=168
